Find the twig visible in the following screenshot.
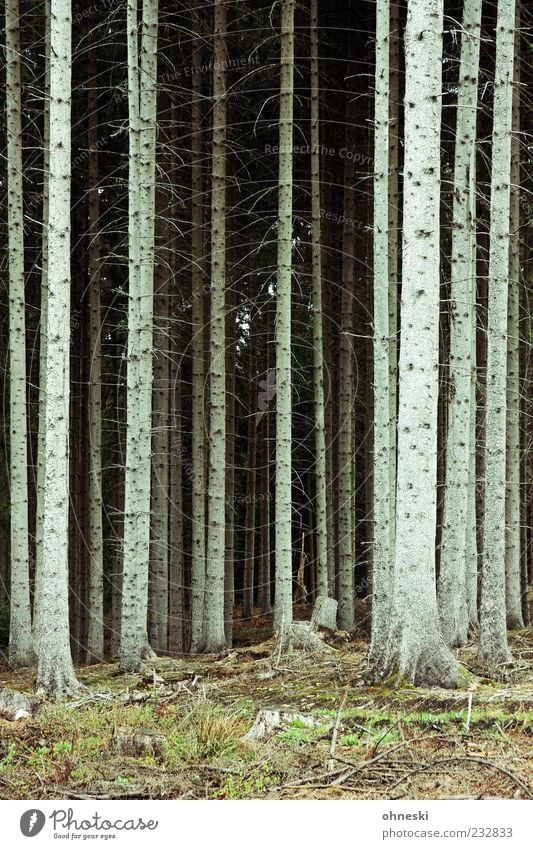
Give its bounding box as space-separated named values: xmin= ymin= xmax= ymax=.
xmin=387 ymin=756 xmax=532 ymax=798
xmin=281 ymin=733 xmax=445 ymax=791
xmin=51 ymin=787 xmax=150 ymax=800
xmin=328 ymin=686 xmax=348 ymax=772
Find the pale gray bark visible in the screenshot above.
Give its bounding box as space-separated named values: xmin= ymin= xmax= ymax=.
xmin=310 ymin=0 xmax=328 ymax=600
xmin=337 ymin=89 xmax=355 ymax=631
xmin=466 ymin=146 xmax=479 ymax=628
xmin=243 ymin=332 xmax=258 ymax=621
xmin=189 ymin=0 xmax=206 ymax=654
xmin=36 ymin=0 xmax=80 ymax=697
xmin=85 ymin=25 xmax=104 ymax=663
xmin=478 ymin=0 xmax=515 ymax=666
xmin=374 ymin=0 xmax=460 ymax=688
xmin=388 ymin=0 xmax=399 ymax=555
xmin=437 ymin=0 xmax=482 ymax=647
xmin=120 ymin=0 xmax=159 ymax=672
xmin=34 ymin=0 xmax=51 ymax=649
xmin=6 ymin=0 xmax=33 ymax=667
xmin=168 ymin=113 xmax=184 ymax=655
xmin=224 ymin=289 xmax=236 ymax=644
xmin=273 ymin=0 xmax=295 ymax=633
xmin=504 ymin=3 xmax=523 ymax=630
xmin=369 ymin=0 xmax=392 ymax=663
xmin=204 ymin=0 xmax=228 ymax=652
xmin=149 ymin=114 xmax=172 ymax=653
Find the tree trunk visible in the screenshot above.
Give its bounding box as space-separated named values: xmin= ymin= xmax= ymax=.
xmin=388 ymin=0 xmax=400 ymax=559
xmin=6 ymin=0 xmax=33 ymax=667
xmin=437 ymin=0 xmax=482 ymax=647
xmin=373 ymin=0 xmax=460 ymax=689
xmin=337 ymin=83 xmax=355 ymax=631
xmin=224 ymin=285 xmax=236 ymax=644
xmin=504 ymin=1 xmax=523 ymax=630
xmin=36 ymin=0 xmax=80 ymax=697
xmin=204 ymin=0 xmax=228 ymax=652
xmin=120 ymin=0 xmax=159 ymax=671
xmin=478 ymin=0 xmax=515 ymax=666
xmin=243 ymin=319 xmax=258 ymax=620
xmin=273 ymin=0 xmax=295 ymax=634
xmin=369 ymin=0 xmax=392 ymax=663
xmin=189 ymin=0 xmax=206 ymax=653
xmin=85 ymin=18 xmax=104 ymax=663
xmin=33 ymin=0 xmax=51 ymax=650
xmin=310 ymin=0 xmax=328 ymax=600
xmin=168 ymin=99 xmax=184 ymax=656
xmin=149 ymin=96 xmax=171 ymax=654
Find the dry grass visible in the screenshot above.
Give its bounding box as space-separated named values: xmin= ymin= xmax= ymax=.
xmin=0 ymin=623 xmax=531 ymax=800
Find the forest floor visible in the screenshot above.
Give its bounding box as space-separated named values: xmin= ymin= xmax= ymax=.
xmin=0 ymin=607 xmax=531 ymax=801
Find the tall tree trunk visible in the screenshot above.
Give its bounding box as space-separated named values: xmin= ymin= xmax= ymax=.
xmin=120 ymin=0 xmax=159 ymax=671
xmin=388 ymin=0 xmax=400 ymax=558
xmin=169 ymin=100 xmax=184 ymax=655
xmin=169 ymin=336 xmax=184 ymax=654
xmin=273 ymin=0 xmax=295 ymax=634
xmin=337 ymin=85 xmax=355 ymax=631
xmin=243 ymin=328 xmax=258 ymax=621
xmin=504 ymin=1 xmax=523 ymax=630
xmin=6 ymin=0 xmax=33 ymax=666
xmin=149 ymin=103 xmax=171 ymax=654
xmin=224 ymin=285 xmax=236 ymax=644
xmin=437 ymin=0 xmax=482 ymax=647
xmin=85 ymin=18 xmax=104 ymax=663
xmin=36 ymin=0 xmax=79 ymax=696
xmin=374 ymin=0 xmax=460 ymax=688
xmin=369 ymin=0 xmax=392 ymax=663
xmin=309 ymin=0 xmax=328 ymax=601
xmin=478 ymin=0 xmax=515 ymax=666
xmin=189 ymin=0 xmax=207 ymax=653
xmin=34 ymin=0 xmax=51 ymax=649
xmin=466 ymin=147 xmax=479 ymax=628
xmin=257 ymin=297 xmax=272 ymax=615
xmin=204 ymin=0 xmax=228 ymax=652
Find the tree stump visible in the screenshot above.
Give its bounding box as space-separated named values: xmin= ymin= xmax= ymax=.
xmin=0 ymin=688 xmax=35 ymax=721
xmin=244 ymin=707 xmax=324 ymax=740
xmin=114 ymin=726 xmax=167 ymax=759
xmin=311 ymin=596 xmax=338 ymax=630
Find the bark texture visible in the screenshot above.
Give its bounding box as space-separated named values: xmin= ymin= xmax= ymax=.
xmin=374 ymin=0 xmax=460 ymax=689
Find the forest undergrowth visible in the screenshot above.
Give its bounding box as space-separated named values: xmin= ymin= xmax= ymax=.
xmin=0 ymin=606 xmax=531 ymax=801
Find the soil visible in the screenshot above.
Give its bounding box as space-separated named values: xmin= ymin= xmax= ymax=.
xmin=0 ymin=610 xmax=531 ymax=800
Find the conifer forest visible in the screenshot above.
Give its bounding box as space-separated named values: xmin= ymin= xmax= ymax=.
xmin=0 ymin=0 xmax=532 ymax=804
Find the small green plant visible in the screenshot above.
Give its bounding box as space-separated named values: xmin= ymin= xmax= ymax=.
xmin=214 ymin=764 xmax=280 ymax=799
xmin=0 ymin=744 xmax=17 ymax=773
xmin=278 ymin=719 xmax=328 ymax=747
xmin=341 ymin=734 xmax=360 ymax=747
xmin=53 ymin=741 xmax=73 ymax=756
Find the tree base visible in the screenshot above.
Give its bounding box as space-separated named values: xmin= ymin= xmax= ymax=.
xmin=36 ymin=670 xmax=83 ymax=700
xmin=372 ymin=633 xmax=464 ymax=689
xmin=275 ymin=621 xmax=331 ymax=655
